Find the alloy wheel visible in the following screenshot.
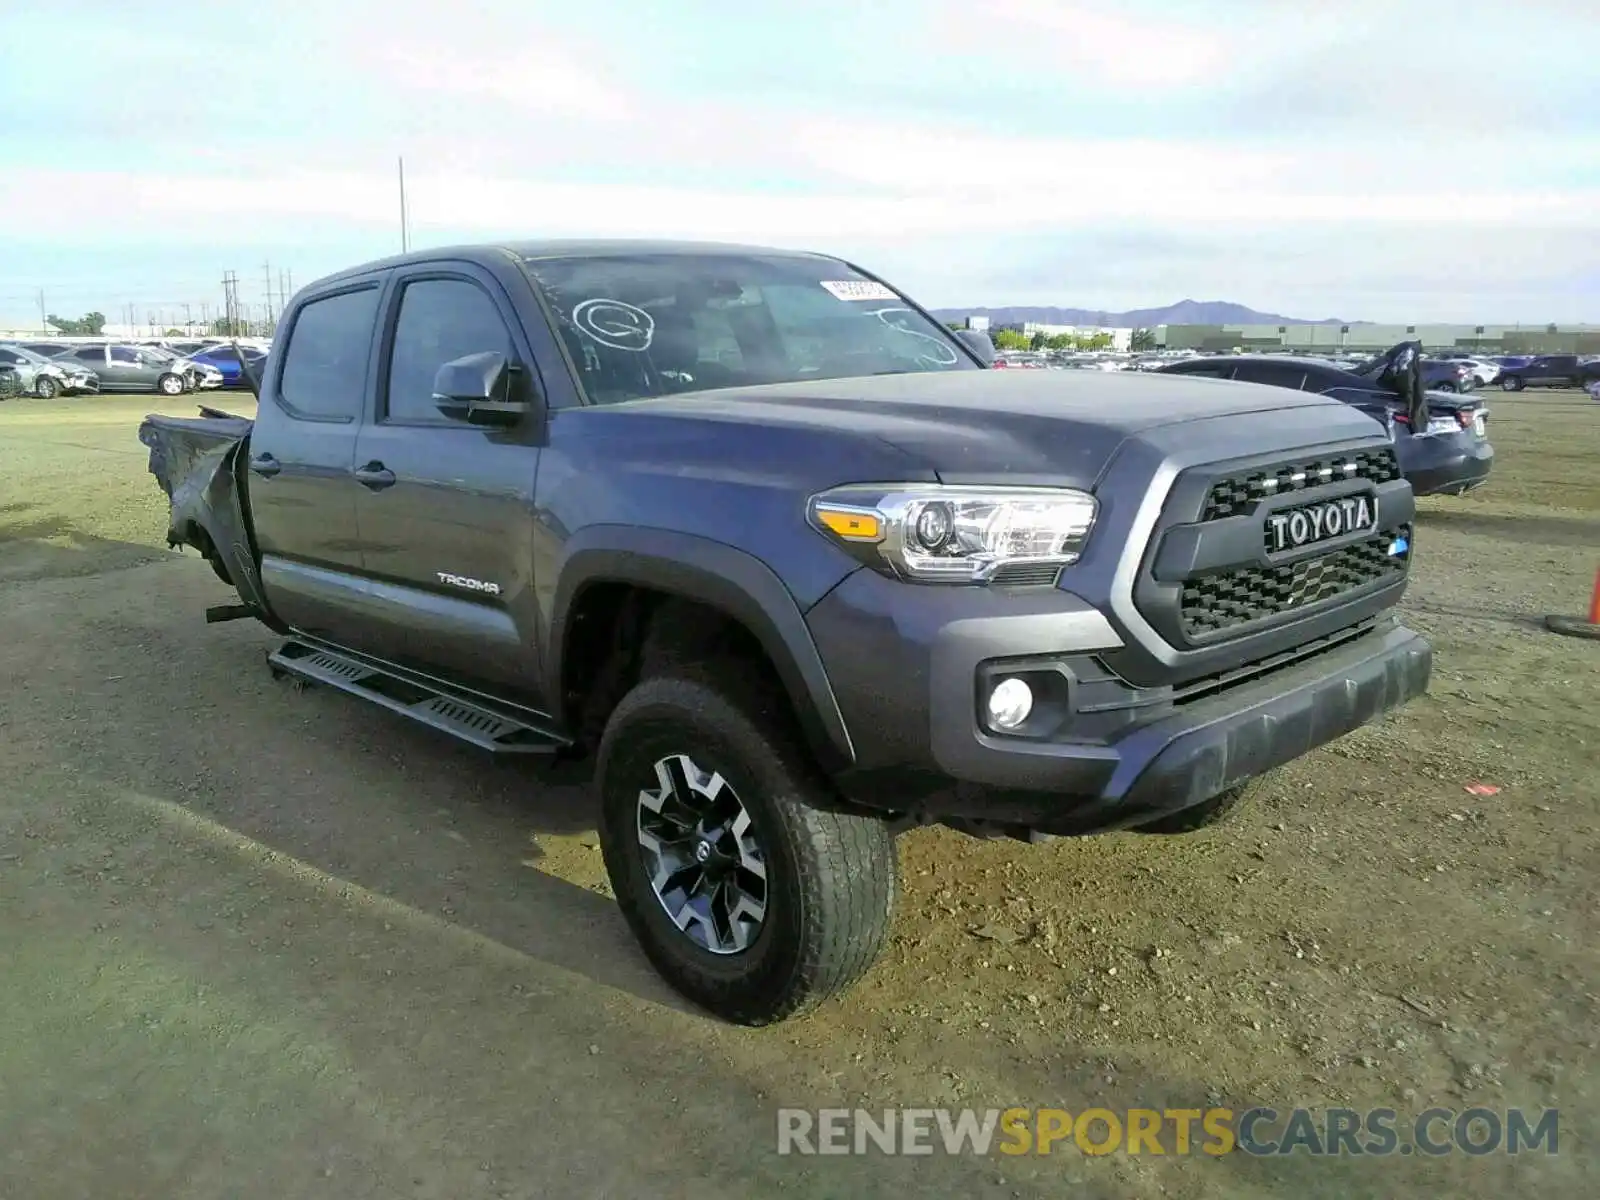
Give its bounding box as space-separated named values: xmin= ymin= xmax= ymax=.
xmin=636 ymin=753 xmax=768 ymax=955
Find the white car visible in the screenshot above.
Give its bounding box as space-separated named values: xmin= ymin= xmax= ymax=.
xmin=1434 ymin=355 xmax=1500 ymax=386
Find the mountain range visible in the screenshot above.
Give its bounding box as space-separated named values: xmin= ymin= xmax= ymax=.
xmin=928 ymin=299 xmax=1355 ymax=328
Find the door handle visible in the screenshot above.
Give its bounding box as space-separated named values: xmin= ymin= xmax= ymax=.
xmin=353 ymin=461 xmax=397 ymax=490
xmin=248 ymin=453 xmax=281 ymax=478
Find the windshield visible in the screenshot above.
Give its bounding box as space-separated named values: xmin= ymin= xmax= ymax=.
xmin=3 ymin=346 xmax=51 ymax=364
xmin=520 ymin=252 xmax=978 ymax=404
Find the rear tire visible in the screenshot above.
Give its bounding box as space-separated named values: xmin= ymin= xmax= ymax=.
xmin=34 ymin=375 xmax=59 ymax=399
xmin=596 ymin=669 xmax=896 ymax=1025
xmin=1132 ymin=777 xmax=1265 ymax=834
xmin=1500 ymin=376 xmax=1524 ymax=392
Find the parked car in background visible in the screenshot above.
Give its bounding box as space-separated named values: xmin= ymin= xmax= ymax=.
xmin=1429 ymin=354 xmax=1500 ymax=387
xmin=1414 ymin=358 xmax=1475 ymax=393
xmin=185 ymin=344 xmax=268 ymax=389
xmin=0 ymin=363 xmax=20 ymax=401
xmin=1494 ymin=354 xmax=1594 ymax=391
xmin=50 ymin=343 xmax=200 ymax=395
xmin=143 ymin=345 xmax=226 ymax=390
xmin=16 ymin=341 xmax=81 ymax=359
xmin=146 ymin=339 xmax=216 ymax=357
xmin=1155 ymin=344 xmax=1493 ymax=496
xmin=0 ymin=344 xmax=100 ymax=397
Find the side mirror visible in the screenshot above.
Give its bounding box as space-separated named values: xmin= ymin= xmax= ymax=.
xmin=955 ymin=329 xmax=997 ymax=364
xmin=432 ymin=351 xmax=532 ymax=426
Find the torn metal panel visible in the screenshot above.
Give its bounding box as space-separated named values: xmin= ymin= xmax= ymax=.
xmin=137 ymin=410 xmax=284 ymax=632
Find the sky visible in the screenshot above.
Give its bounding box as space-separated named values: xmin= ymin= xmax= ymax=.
xmin=0 ymin=0 xmax=1596 ymax=329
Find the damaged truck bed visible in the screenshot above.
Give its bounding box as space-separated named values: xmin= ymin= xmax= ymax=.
xmin=139 ymin=406 xmax=277 ymax=626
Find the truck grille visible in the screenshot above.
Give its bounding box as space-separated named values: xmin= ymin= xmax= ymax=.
xmin=1180 ymin=525 xmax=1411 ymax=639
xmin=1201 ymin=448 xmax=1402 ymax=522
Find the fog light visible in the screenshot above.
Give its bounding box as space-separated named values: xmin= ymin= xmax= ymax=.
xmin=987 ymin=677 xmax=1034 ymax=730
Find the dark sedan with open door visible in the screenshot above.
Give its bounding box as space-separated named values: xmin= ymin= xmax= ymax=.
xmin=1155 ymin=345 xmax=1493 ymax=496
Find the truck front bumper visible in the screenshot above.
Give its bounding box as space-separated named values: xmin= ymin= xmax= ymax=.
xmin=808 ymin=570 xmax=1432 ymax=836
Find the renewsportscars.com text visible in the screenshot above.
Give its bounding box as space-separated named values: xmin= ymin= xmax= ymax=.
xmin=776 ymin=1106 xmax=1559 ymax=1158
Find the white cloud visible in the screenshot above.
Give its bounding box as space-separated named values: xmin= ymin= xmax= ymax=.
xmin=7 ymin=160 xmax=1596 ymax=251
xmin=965 ymin=0 xmax=1235 ymax=88
xmin=1 ymin=0 xmax=1593 ymax=323
xmin=5 ymin=144 xmax=1596 ymax=252
xmin=372 ymin=47 xmax=634 ymax=122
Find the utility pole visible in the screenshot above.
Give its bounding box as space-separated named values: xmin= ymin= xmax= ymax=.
xmin=36 ymin=289 xmax=45 ymax=330
xmin=262 ymin=261 xmax=275 ymax=328
xmin=221 ymin=271 xmax=241 ymax=337
xmin=398 ymin=155 xmax=410 ymax=253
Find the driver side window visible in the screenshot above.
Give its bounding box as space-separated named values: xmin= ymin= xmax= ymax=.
xmin=383 ymin=277 xmax=513 ymax=424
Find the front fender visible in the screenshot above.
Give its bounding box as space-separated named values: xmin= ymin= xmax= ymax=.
xmin=549 ymin=525 xmax=857 ymax=774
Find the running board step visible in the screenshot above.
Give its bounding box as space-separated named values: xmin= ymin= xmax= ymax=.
xmin=267 ymin=639 xmax=566 ymax=755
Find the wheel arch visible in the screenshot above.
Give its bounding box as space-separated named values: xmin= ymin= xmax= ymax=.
xmin=549 ymin=527 xmax=857 ymax=775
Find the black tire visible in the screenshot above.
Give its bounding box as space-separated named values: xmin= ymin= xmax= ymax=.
xmin=1434 ymin=381 xmax=1457 ymax=393
xmin=34 ymin=375 xmax=59 ymax=399
xmin=157 ymin=373 xmax=185 ymax=396
xmin=1544 ymin=615 xmax=1600 ymax=641
xmin=596 ymin=670 xmax=896 ymax=1025
xmin=1132 ymin=777 xmax=1263 ymax=834
xmin=1500 ymin=375 xmax=1524 ymax=392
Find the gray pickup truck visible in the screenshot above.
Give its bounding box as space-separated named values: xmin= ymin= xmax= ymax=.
xmin=140 ymin=239 xmax=1433 ymax=1025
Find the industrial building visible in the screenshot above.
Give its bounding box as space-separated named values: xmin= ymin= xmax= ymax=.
xmin=1153 ymin=322 xmax=1600 ymax=355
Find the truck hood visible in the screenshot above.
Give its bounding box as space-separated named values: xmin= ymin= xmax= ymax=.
xmin=616 ymin=370 xmax=1378 ymax=488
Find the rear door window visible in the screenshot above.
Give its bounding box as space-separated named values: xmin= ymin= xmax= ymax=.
xmin=277 ymin=286 xmax=381 ymax=420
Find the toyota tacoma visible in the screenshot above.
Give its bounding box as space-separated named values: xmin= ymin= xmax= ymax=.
xmin=139 ymin=240 xmax=1433 ymax=1025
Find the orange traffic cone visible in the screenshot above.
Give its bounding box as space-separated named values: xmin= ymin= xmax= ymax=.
xmin=1544 ymin=566 xmax=1600 ymax=640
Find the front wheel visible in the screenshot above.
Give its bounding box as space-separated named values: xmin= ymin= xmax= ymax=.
xmin=1500 ymin=375 xmax=1524 ymax=392
xmin=1434 ymin=381 xmax=1457 ymax=393
xmin=596 ymin=671 xmax=897 ymax=1025
xmin=157 ymin=373 xmax=185 ymax=396
xmin=34 ymin=375 xmax=59 ymax=399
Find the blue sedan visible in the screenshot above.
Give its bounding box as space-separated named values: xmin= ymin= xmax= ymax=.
xmin=187 ymin=345 xmax=267 ymax=389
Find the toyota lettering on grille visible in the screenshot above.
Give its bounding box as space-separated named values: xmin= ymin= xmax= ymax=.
xmin=1266 ymin=494 xmax=1377 ymax=554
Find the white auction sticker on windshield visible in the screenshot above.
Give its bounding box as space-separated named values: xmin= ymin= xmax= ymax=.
xmin=820 ymin=280 xmax=898 ymax=301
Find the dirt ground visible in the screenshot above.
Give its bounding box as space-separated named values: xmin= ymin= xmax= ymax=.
xmin=2 ymin=389 xmax=1596 ymax=1198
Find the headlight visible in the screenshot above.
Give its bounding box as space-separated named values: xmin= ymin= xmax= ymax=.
xmin=808 ymin=484 xmax=1097 ymax=583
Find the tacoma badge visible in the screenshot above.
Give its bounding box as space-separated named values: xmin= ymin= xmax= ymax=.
xmin=437 ymin=571 xmax=502 ymax=595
